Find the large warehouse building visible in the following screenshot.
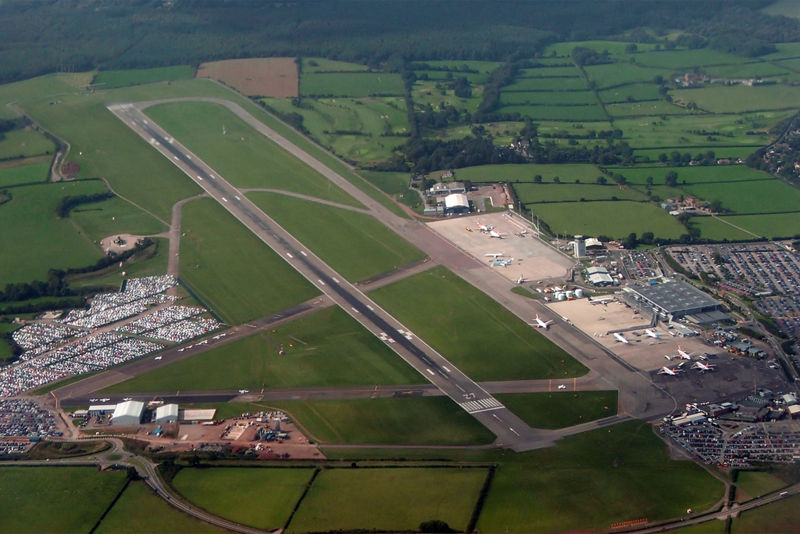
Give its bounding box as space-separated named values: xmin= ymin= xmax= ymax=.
xmin=623 ymin=280 xmax=729 ymax=324
xmin=111 ymin=400 xmax=144 ymax=426
xmin=155 ymin=403 xmax=179 ymax=423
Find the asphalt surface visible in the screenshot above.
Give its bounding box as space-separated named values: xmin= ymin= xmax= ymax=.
xmin=108 ymin=102 xmax=545 ymax=451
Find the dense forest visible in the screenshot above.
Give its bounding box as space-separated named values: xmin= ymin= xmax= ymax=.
xmin=0 ymin=0 xmax=797 ymax=83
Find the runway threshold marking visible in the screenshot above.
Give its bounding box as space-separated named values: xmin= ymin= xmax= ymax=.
xmin=300 ymin=251 xmax=308 ymax=257
xmin=426 ymin=368 xmax=435 ymax=376
xmin=286 ymin=252 xmax=293 ymax=258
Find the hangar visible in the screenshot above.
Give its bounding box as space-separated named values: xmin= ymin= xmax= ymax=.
xmin=624 ymin=280 xmax=728 ymax=324
xmin=111 ymin=400 xmax=145 ymax=426
xmin=444 ymin=193 xmax=470 ymax=215
xmin=155 ymin=403 xmax=179 ymax=423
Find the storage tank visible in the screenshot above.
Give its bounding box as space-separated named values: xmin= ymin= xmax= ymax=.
xmin=565 ymin=290 xmax=575 ymax=300
xmin=574 ymin=288 xmax=584 ymax=298
xmin=555 ymin=292 xmax=566 ymax=301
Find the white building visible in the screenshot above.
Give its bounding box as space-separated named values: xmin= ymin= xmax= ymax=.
xmin=155 ymin=403 xmax=179 ymax=423
xmin=111 ymin=400 xmax=145 ymax=426
xmin=443 ymin=193 xmax=470 ymax=215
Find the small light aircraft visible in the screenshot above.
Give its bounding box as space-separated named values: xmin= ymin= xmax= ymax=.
xmin=485 ymin=253 xmax=505 ymax=259
xmin=492 ymin=258 xmax=513 ymax=267
xmin=516 ymin=274 xmax=528 ymax=284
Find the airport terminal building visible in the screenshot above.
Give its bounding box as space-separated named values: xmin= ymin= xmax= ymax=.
xmin=623 ymin=280 xmax=729 ymax=324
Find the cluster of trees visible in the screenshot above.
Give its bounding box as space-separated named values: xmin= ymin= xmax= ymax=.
xmin=55 ymin=191 xmax=114 ymax=218
xmin=401 ymin=133 xmax=528 ymax=173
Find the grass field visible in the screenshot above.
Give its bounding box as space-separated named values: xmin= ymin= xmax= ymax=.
xmin=0 ymin=181 xmax=106 ymax=283
xmin=673 ymin=84 xmax=800 ymax=113
xmin=733 ymin=493 xmax=800 ymax=533
xmin=172 ymin=468 xmax=314 ymax=530
xmin=688 ymin=216 xmax=759 ymax=242
xmin=762 ymin=0 xmax=800 ymax=18
xmin=262 ymin=96 xmax=409 ymax=164
xmin=104 ymin=306 xmax=422 ymax=393
xmin=608 ymin=164 xmax=773 ymax=186
xmin=303 ymin=57 xmax=370 ymax=73
xmin=301 ymin=72 xmax=404 ymax=97
xmin=412 ymin=80 xmax=483 ymax=113
xmin=584 ymin=63 xmax=674 ymax=88
xmin=598 ymin=83 xmax=662 ymax=103
xmin=633 ymin=48 xmax=743 ymax=69
xmin=248 ymin=192 xmax=424 ymax=281
xmin=518 ymin=65 xmax=582 ymax=77
xmin=269 ymin=397 xmax=495 ymax=445
xmin=530 ymin=201 xmax=687 ymax=239
xmin=93 ymin=65 xmax=195 ymax=89
xmin=498 ymin=103 xmax=607 ymax=121
xmin=0 ymin=128 xmax=54 ymax=159
xmin=535 ymin=120 xmax=615 ymax=138
xmin=68 ymin=237 xmax=169 ymax=289
xmin=288 ymin=467 xmax=486 ymax=533
xmin=504 ymin=76 xmax=588 ymax=91
xmin=70 ymin=194 xmax=168 ymax=241
xmin=499 ymin=90 xmax=597 ymax=106
xmin=0 ymin=159 xmax=49 ymax=186
xmin=178 ymin=198 xmax=319 ymax=324
xmin=703 ymin=61 xmax=791 ymax=79
xmin=710 ymin=212 xmax=800 ymax=239
xmin=96 ymin=480 xmax=228 ymax=534
xmin=514 ymin=182 xmax=647 ymax=204
xmin=369 ymin=267 xmax=587 ymax=381
xmin=685 ymin=179 xmax=800 ymax=214
xmin=606 ymin=100 xmax=695 ymax=117
xmin=495 ymin=391 xmax=617 ymax=429
xmin=735 ymin=471 xmax=788 ymax=502
xmin=477 ymin=421 xmax=724 ymax=533
xmin=0 ymin=467 xmax=127 ymax=534
xmin=543 ymin=40 xmax=659 ymax=57
xmin=615 ymin=112 xmax=787 ymax=149
xmin=0 ymin=321 xmax=19 ymax=362
xmin=452 ymin=162 xmax=605 ymax=184
xmin=145 ymin=101 xmax=359 ymax=206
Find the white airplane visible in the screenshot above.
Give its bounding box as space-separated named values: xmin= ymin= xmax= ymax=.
xmin=485 ymin=253 xmax=505 ymax=259
xmin=476 ymin=221 xmax=493 ymax=232
xmin=658 ymin=366 xmax=681 ymax=376
xmin=664 ymin=354 xmax=675 ymax=361
xmin=675 ymin=345 xmax=694 ymax=360
xmin=693 ymin=361 xmax=715 ymax=372
xmin=645 ymin=329 xmax=660 ymax=339
xmin=516 ymin=274 xmax=528 ymax=284
xmin=532 ymin=314 xmax=554 ymax=329
xmin=488 ymin=229 xmax=505 ymax=239
xmin=492 ymin=258 xmax=513 ymax=267
xmin=613 ymin=332 xmax=629 ymax=344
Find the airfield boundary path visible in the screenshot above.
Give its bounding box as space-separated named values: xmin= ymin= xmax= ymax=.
xmin=109 ymin=102 xmax=547 ymax=451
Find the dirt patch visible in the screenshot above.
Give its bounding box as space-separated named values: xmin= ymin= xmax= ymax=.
xmin=197 ymin=58 xmax=298 ymax=97
xmin=100 ymin=234 xmax=144 ymax=254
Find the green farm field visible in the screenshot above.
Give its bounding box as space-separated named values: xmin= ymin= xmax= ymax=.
xmin=412 ymin=80 xmax=483 ymax=113
xmin=145 ymin=101 xmax=359 ymax=206
xmin=96 ymin=480 xmax=228 ymax=534
xmin=606 ymin=100 xmax=695 ymax=117
xmin=288 ymin=468 xmax=487 ymax=533
xmin=598 ymin=83 xmax=662 ymax=103
xmin=584 ymin=63 xmax=674 ymax=88
xmin=763 ymin=42 xmax=800 ymax=59
xmin=178 ymin=198 xmax=318 ymax=324
xmin=248 ymin=192 xmax=424 ymax=281
xmin=673 ymin=84 xmax=800 ymax=113
xmin=499 ymin=90 xmax=597 ymax=106
xmin=0 ymin=128 xmax=54 ymax=159
xmin=685 ymin=179 xmax=800 ymax=214
xmin=535 ymin=120 xmax=615 ymax=137
xmin=369 ymin=267 xmax=587 ymax=381
xmin=608 ymin=164 xmax=773 ymax=185
xmin=518 ymin=65 xmax=582 ymax=77
xmin=300 ymin=72 xmax=404 ymax=97
xmin=270 ymin=397 xmax=495 ymax=445
xmin=0 ymin=181 xmax=106 ymax=283
xmin=172 ymin=468 xmax=314 ymax=530
xmin=633 ymin=48 xmax=744 ymax=69
xmin=430 ymin=121 xmax=521 ymax=147
xmin=614 ymin=112 xmax=785 ymax=149
xmin=94 ymin=65 xmax=195 ymax=89
xmin=104 ymin=307 xmax=422 ymax=393
xmin=70 ymin=194 xmax=167 ymax=241
xmin=735 ymin=471 xmax=788 ymax=501
xmin=504 ymin=76 xmax=587 ymax=91
xmin=687 ymin=216 xmax=760 ymax=242
xmin=514 ymin=182 xmax=646 ymax=204
xmin=414 ymin=69 xmax=490 ymax=85
xmin=530 ymin=201 xmax=686 ymax=239
xmin=0 ymin=467 xmax=127 ymax=534
xmin=68 ymin=237 xmax=169 ymax=289
xmin=477 ymin=421 xmax=724 ymax=533
xmin=733 ymin=494 xmax=800 ymax=533
xmin=709 ymin=212 xmax=800 ymax=239
xmin=302 ymin=57 xmax=370 ymax=73
xmin=262 ymin=96 xmax=408 ymax=164
xmin=762 ymin=0 xmax=800 ymax=19
xmin=499 ymin=103 xmax=607 ymax=121
xmin=496 ymin=391 xmax=617 ymax=429
xmin=543 ymin=40 xmax=659 ymax=57
xmin=453 ymin=162 xmax=604 ymax=183
xmin=703 ymin=61 xmax=791 ymax=79
xmin=0 ymin=159 xmax=49 ymax=186
xmin=0 ymin=321 xmax=19 ymax=361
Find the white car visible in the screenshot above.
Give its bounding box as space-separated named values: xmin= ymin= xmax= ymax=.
xmin=557 ymin=384 xmax=567 ymax=390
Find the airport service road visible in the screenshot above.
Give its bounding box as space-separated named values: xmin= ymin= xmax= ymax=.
xmin=109 ymin=103 xmax=545 ymax=451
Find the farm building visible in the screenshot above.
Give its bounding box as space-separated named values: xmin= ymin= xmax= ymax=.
xmin=623 ymin=280 xmax=728 ymax=324
xmin=444 ymin=193 xmax=470 ymax=215
xmin=111 ymin=401 xmax=145 ymax=426
xmin=155 ymin=403 xmax=179 ymax=423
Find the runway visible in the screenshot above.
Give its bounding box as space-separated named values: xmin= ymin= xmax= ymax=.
xmin=108 ymin=102 xmax=547 ymax=450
